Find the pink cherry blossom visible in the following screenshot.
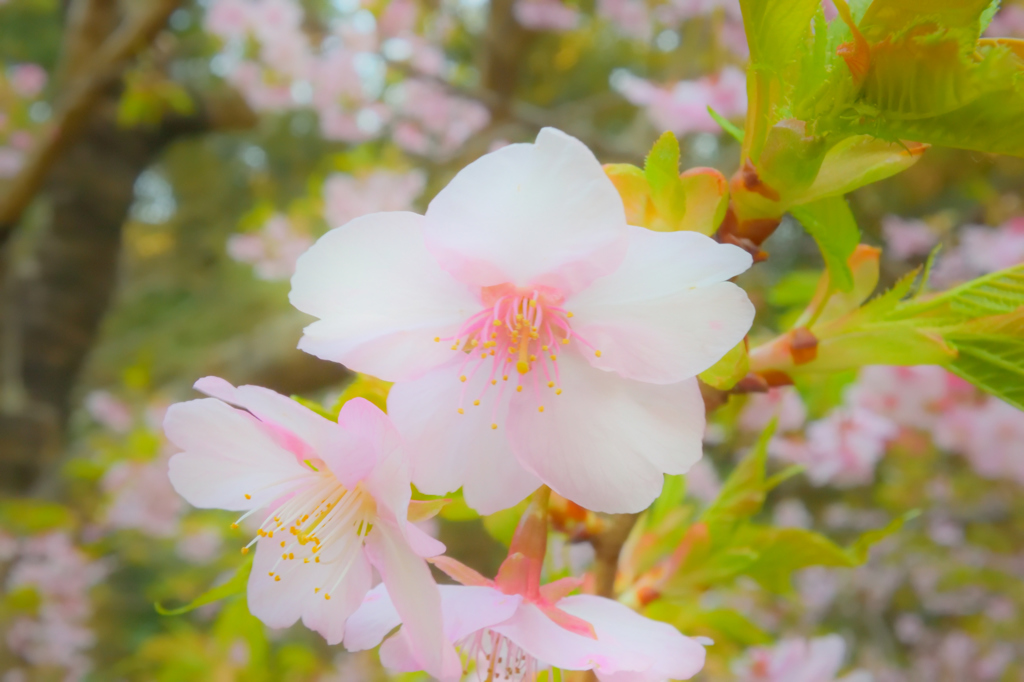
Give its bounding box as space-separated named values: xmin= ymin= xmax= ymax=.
xmin=290 ymin=128 xmax=755 ymax=514
xmin=390 ymin=79 xmax=491 ymax=158
xmin=101 ymin=454 xmax=185 ymax=537
xmin=345 ymin=503 xmax=706 ymax=682
xmin=958 ymin=218 xmax=1024 ymax=274
xmin=881 ymin=215 xmax=939 ymax=261
xmin=227 ymin=213 xmax=313 ymax=281
xmin=0 ymin=147 xmax=25 ymax=178
xmin=227 ymin=61 xmax=295 ymax=112
xmin=934 ymin=398 xmax=1024 ymax=485
xmin=739 ymin=387 xmax=807 ymax=434
xmin=204 ymin=0 xmax=255 ymax=39
xmin=597 ymin=0 xmax=651 ymax=41
xmin=84 ymin=390 xmax=133 ymax=433
xmin=986 ymin=5 xmax=1024 ymax=37
xmin=323 ymin=169 xmax=426 ymax=228
xmin=733 ymin=635 xmax=870 ymax=682
xmin=8 ymin=63 xmax=47 ymax=98
xmin=5 ymin=533 xmax=108 ymax=678
xmin=614 ymin=67 xmax=748 ymax=136
xmin=770 ymin=407 xmax=898 ymax=487
xmin=164 ymin=377 xmax=460 ymax=678
xmin=514 ymin=0 xmax=580 ymax=31
xmin=846 ymin=365 xmax=959 ymax=433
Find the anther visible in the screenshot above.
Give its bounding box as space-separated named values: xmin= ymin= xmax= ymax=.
xmin=595 ymin=350 xmax=602 ymax=357
xmin=491 ymin=423 xmax=498 ymax=430
xmin=280 ymin=540 xmax=286 ymax=548
xmin=548 ymin=381 xmax=554 ymax=388
xmin=274 ymin=575 xmax=281 ymax=582
xmin=231 ymin=523 xmax=238 ymax=529
xmin=561 ymin=338 xmax=569 ymax=345
xmin=516 ymin=386 xmax=523 ymax=392
xmin=244 ymin=494 xmax=252 ymax=500
xmin=460 ymin=375 xmax=467 ymax=382
xmin=241 ymin=547 xmax=249 ymax=555
xmin=324 ymin=594 xmax=331 ymax=600
xmin=556 ymin=389 xmax=563 ymax=395
xmin=458 ymin=408 xmax=465 ymax=414
xmin=538 ymin=406 xmax=545 ymax=412
xmin=434 ymin=337 xmax=440 ymax=342
xmin=567 ymin=312 xmax=574 ymax=318
xmin=473 ymin=399 xmax=480 ymax=406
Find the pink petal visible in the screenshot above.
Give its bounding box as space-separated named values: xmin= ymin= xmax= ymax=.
xmin=344 ymin=583 xmax=402 ymax=651
xmin=365 ymin=521 xmax=462 ymax=680
xmin=336 ymin=397 xmax=407 ymax=491
xmin=424 ymin=127 xmax=628 ymax=295
xmin=491 ymin=601 xmax=629 ymax=671
xmin=300 ymin=548 xmax=373 ymax=645
xmin=507 ymin=354 xmax=704 ymax=513
xmin=387 ymin=359 xmax=542 ymax=514
xmin=289 ymin=211 xmax=480 ymax=382
xmin=568 ymin=227 xmax=754 ymax=384
xmin=558 ymin=594 xmax=706 ymax=681
xmin=165 ymin=399 xmax=311 ymax=511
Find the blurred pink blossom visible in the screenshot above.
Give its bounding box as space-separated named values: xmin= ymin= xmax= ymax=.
xmin=204 ymin=0 xmax=255 ymax=39
xmin=615 ymin=67 xmax=747 ymax=136
xmin=323 ymin=169 xmax=426 ymax=228
xmin=5 ymin=533 xmax=108 ymax=678
xmin=685 ymin=458 xmax=721 ymax=504
xmin=0 ymin=147 xmax=24 ymax=178
xmin=227 ymin=213 xmax=313 ymax=280
xmin=176 ymin=527 xmax=224 ymax=564
xmin=9 ymin=64 xmax=47 ymax=98
xmin=514 ymin=0 xmax=580 ymax=31
xmin=881 ymin=215 xmax=938 ymax=261
xmin=228 ymin=61 xmax=294 ymax=111
xmin=733 ymin=635 xmax=871 ymax=682
xmin=102 ymin=454 xmax=185 ymax=537
xmin=84 ymin=390 xmax=133 ymax=433
xmin=770 ymin=407 xmax=898 ymax=487
xmin=598 ymin=0 xmax=651 ymax=40
xmin=391 ymin=79 xmax=491 ymax=157
xmin=380 ymin=0 xmax=418 ymax=36
xmin=847 ymin=365 xmax=961 ymax=433
xmin=739 ymin=386 xmax=807 ymax=433
xmin=986 ymin=5 xmax=1024 ymax=37
xmin=959 ymin=218 xmax=1024 ymax=273
xmin=9 ymin=130 xmax=33 ymax=151
xmin=935 ymin=398 xmax=1024 ymax=485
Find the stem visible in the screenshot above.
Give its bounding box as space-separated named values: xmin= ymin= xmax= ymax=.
xmin=588 ymin=513 xmax=640 ymax=599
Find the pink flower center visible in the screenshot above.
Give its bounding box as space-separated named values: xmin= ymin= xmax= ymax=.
xmin=232 ymin=468 xmax=376 ymax=601
xmin=436 ymin=284 xmax=601 ymax=426
xmin=458 ymin=629 xmax=540 ymax=681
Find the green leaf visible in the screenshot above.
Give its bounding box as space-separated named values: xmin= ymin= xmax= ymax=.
xmin=740 ymin=0 xmax=820 ymax=73
xmin=0 ymin=499 xmax=73 ymax=534
xmin=791 ymin=196 xmax=861 ymax=292
xmin=943 ymin=310 xmax=1024 ymax=410
xmin=482 ymin=499 xmax=530 ymax=546
xmin=644 ymin=132 xmax=687 ymax=227
xmin=700 ymin=420 xmax=777 ymax=535
xmin=888 ymin=263 xmax=1024 ymax=325
xmin=699 ymin=341 xmax=750 ymax=391
xmin=649 ymin=474 xmax=687 ymax=527
xmin=694 ymin=608 xmax=773 ymax=646
xmin=707 ymin=105 xmax=745 ymax=142
xmin=155 ymin=557 xmax=253 ymax=616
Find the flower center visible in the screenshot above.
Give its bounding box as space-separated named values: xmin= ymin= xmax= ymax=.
xmin=232 ymin=465 xmax=376 ymax=601
xmin=436 ymin=285 xmax=601 ymax=426
xmin=458 ymin=629 xmax=539 ymax=682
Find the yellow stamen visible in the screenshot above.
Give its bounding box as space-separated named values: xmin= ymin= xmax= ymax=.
xmin=244 ymin=494 xmax=251 ymax=500
xmin=538 ymin=406 xmax=545 ymax=412
xmin=241 ymin=547 xmax=249 ymax=555
xmin=491 ymin=423 xmax=498 ymax=430
xmin=595 ymin=350 xmax=602 ymax=357
xmin=458 ymin=408 xmax=465 ymax=414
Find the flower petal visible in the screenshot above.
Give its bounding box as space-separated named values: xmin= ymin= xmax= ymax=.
xmin=507 ymin=355 xmax=704 ymax=513
xmin=568 ymin=227 xmax=755 ymax=384
xmin=558 ymin=594 xmax=707 ymax=681
xmin=424 ymin=128 xmax=628 ymax=294
xmin=387 ymin=359 xmax=542 ymax=515
xmin=300 ymin=547 xmax=373 ymax=645
xmin=344 ymin=583 xmax=401 ymax=652
xmin=289 ymin=211 xmax=480 ymax=382
xmin=337 ymin=397 xmax=408 ymax=493
xmin=365 ymin=521 xmax=462 ymax=681
xmin=165 ymin=399 xmax=312 ymax=511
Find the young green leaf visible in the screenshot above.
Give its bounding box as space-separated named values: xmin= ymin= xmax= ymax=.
xmin=155 ymin=556 xmax=253 ymax=616
xmin=790 ymin=196 xmax=861 ymax=293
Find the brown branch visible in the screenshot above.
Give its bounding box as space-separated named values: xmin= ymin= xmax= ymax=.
xmin=0 ymin=0 xmax=184 ymax=244
xmin=589 ymin=512 xmax=641 ymax=599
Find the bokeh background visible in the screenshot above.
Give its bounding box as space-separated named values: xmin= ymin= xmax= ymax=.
xmin=1 ymin=0 xmax=1024 ymax=679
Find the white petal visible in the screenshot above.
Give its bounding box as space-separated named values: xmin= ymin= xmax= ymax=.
xmin=558 ymin=595 xmax=707 ymax=681
xmin=507 ymin=355 xmax=704 ymax=513
xmin=344 ymin=583 xmax=401 ymax=652
xmin=289 ymin=211 xmax=480 ymax=382
xmin=424 ymin=128 xmax=628 ymax=294
xmin=365 ymin=521 xmax=462 ymax=681
xmin=300 ymin=547 xmax=373 ymax=645
xmin=387 ymin=359 xmax=542 ymax=515
xmin=165 ymin=399 xmax=311 ymax=511
xmin=568 ymin=227 xmax=755 ymax=384
xmin=490 ymin=602 xmax=628 ymax=672
xmin=338 ymin=397 xmax=409 ymax=495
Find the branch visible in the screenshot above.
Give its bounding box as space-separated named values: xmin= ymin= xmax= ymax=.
xmin=0 ymin=0 xmax=184 ymax=244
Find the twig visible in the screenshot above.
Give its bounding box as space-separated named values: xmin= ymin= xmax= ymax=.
xmin=0 ymin=0 xmax=184 ymax=244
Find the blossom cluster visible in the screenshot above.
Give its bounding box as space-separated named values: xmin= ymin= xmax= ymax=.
xmin=163 ymin=128 xmax=755 ymax=679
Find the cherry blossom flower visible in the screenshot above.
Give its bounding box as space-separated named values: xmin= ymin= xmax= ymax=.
xmin=290 ymin=128 xmax=755 ymax=514
xmin=846 ymin=365 xmax=959 ymax=433
xmin=227 ymin=213 xmax=313 ymax=281
xmin=389 ymin=79 xmax=491 ymax=158
xmin=8 ymin=63 xmax=47 ymax=98
xmin=102 ymin=454 xmax=185 ymax=537
xmin=614 ymin=67 xmax=748 ymax=136
xmin=323 ymin=169 xmax=426 ymax=228
xmin=934 ymin=398 xmax=1024 ymax=485
xmin=597 ymin=0 xmax=651 ymax=41
xmin=880 ymin=216 xmax=938 ymax=261
xmin=514 ymin=0 xmax=580 ymax=31
xmin=5 ymin=533 xmax=109 ymax=679
xmin=733 ymin=635 xmax=871 ymax=682
xmin=83 ymin=390 xmax=133 ymax=433
xmin=345 ymin=493 xmax=707 ymax=681
xmin=770 ymin=407 xmax=898 ymax=487
xmin=164 ymin=377 xmax=460 ymax=678
xmin=739 ymin=387 xmax=807 ymax=434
